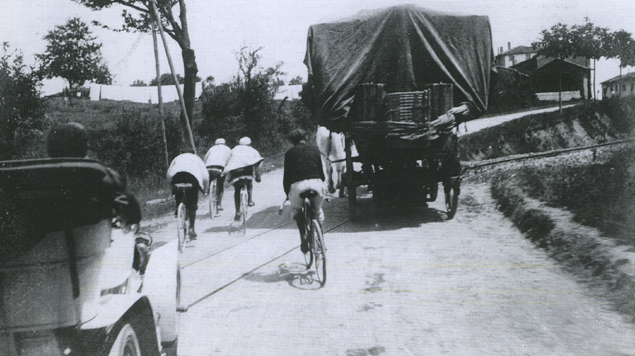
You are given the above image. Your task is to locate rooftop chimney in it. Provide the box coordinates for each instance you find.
[508,42,511,50]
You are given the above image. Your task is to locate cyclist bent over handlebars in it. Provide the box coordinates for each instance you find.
[167,148,209,239]
[283,129,326,254]
[222,137,263,221]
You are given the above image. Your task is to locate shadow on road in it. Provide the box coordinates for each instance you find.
[211,192,456,234]
[244,263,323,290]
[333,197,452,233]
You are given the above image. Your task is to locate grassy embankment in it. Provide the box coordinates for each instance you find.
[460,98,635,320]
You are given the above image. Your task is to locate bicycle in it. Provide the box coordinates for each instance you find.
[236,179,249,235]
[174,183,193,252]
[208,178,217,219]
[280,190,327,285]
[207,167,223,219]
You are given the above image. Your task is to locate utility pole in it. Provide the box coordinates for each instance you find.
[151,6,169,168]
[150,0,197,154]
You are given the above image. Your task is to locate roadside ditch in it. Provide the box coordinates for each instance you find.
[461,98,635,321]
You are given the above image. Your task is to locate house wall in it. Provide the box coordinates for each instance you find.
[89,83,203,103]
[499,52,536,67]
[536,91,581,101]
[602,78,635,99]
[532,61,590,99]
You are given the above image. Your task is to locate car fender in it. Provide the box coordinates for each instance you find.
[142,239,180,343]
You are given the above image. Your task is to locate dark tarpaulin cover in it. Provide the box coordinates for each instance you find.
[304,4,493,131]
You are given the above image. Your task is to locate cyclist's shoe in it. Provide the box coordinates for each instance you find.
[217,205,224,211]
[300,239,310,254]
[190,231,198,240]
[234,213,242,221]
[248,201,255,207]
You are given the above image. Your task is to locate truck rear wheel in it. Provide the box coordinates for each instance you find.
[444,178,459,219]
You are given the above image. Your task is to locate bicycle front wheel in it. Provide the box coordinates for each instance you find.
[176,203,188,253]
[209,180,217,219]
[240,187,248,235]
[312,219,326,286]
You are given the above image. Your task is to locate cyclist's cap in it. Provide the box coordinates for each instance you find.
[215,138,226,145]
[180,147,195,154]
[47,122,89,158]
[239,137,251,145]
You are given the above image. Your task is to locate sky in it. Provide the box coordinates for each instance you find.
[1,0,634,95]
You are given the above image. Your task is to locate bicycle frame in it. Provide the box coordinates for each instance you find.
[175,183,192,252]
[239,185,248,235]
[209,179,217,219]
[300,191,327,286]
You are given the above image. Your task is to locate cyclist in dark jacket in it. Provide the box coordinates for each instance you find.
[283,129,326,254]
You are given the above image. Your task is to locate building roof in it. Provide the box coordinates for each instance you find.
[493,66,531,77]
[500,45,535,56]
[600,71,635,84]
[511,55,590,74]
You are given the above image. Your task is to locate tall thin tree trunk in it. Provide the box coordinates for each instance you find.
[559,61,563,114]
[182,48,198,130]
[150,0,196,153]
[593,59,596,102]
[619,67,623,97]
[178,0,198,151]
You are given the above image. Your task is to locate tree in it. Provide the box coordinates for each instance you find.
[533,23,576,113]
[289,75,304,85]
[74,0,199,149]
[1,43,48,160]
[572,19,609,101]
[606,30,635,96]
[131,79,147,86]
[148,72,200,86]
[203,75,215,87]
[235,46,286,138]
[36,18,112,91]
[150,72,183,86]
[199,46,291,151]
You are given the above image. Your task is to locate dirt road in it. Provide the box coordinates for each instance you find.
[146,168,635,355]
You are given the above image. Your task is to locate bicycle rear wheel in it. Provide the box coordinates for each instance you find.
[302,199,313,269]
[209,180,217,219]
[312,219,326,285]
[176,203,188,252]
[240,187,248,235]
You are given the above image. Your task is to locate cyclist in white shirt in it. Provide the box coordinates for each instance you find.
[204,138,232,213]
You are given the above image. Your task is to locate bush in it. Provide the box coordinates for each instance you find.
[488,76,540,115]
[0,43,49,160]
[197,78,315,156]
[490,175,526,217]
[92,109,182,180]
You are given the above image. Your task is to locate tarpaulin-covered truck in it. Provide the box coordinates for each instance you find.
[303,4,492,218]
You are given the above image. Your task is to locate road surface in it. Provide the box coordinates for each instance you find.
[463,104,578,133]
[147,168,635,356]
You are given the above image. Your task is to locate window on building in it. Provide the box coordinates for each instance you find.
[623,84,627,91]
